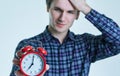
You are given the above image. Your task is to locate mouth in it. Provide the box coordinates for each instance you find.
[56,23,65,28]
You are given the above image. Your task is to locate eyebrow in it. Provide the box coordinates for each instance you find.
[54,7,62,11]
[54,6,77,12]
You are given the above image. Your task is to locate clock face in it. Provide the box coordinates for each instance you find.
[20,53,44,76]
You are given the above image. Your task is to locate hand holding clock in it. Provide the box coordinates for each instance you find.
[13,46,49,76]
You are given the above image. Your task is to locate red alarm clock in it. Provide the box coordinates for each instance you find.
[19,45,47,76]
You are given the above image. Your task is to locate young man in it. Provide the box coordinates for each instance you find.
[10,0,120,76]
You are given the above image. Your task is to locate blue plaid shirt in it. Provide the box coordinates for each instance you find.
[10,9,120,76]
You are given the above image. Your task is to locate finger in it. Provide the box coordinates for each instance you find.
[13,58,20,66]
[40,64,50,76]
[15,70,25,76]
[16,50,24,58]
[46,64,50,71]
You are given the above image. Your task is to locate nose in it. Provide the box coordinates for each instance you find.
[58,12,66,22]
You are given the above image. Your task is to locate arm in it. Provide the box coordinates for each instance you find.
[85,9,120,62]
[85,9,120,44]
[69,0,120,43]
[10,41,24,76]
[69,0,120,62]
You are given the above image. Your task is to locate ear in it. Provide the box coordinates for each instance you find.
[76,11,80,20]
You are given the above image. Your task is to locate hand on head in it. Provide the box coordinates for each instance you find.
[69,0,91,14]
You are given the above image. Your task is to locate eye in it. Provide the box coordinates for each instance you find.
[54,7,62,12]
[68,11,76,14]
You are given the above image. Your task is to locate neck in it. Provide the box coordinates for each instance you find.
[48,26,68,44]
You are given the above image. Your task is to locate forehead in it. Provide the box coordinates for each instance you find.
[51,0,75,10]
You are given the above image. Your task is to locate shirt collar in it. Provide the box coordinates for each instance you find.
[42,26,53,42]
[66,30,76,41]
[42,26,76,42]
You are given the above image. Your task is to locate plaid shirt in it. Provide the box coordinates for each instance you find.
[10,9,120,76]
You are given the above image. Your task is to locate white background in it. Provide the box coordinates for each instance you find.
[0,0,120,76]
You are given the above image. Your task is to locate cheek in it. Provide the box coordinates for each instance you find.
[68,16,76,23]
[51,11,60,21]
[49,12,56,25]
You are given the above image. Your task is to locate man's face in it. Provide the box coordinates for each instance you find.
[48,0,78,33]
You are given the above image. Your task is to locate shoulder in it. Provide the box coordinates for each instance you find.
[74,33,95,41]
[16,33,44,50]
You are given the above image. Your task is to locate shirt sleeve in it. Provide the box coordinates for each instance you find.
[84,9,120,62]
[9,40,27,76]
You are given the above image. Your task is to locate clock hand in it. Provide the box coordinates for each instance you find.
[33,55,35,64]
[27,63,33,70]
[32,55,34,64]
[27,55,34,70]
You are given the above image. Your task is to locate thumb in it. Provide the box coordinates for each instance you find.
[15,70,25,76]
[40,64,49,76]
